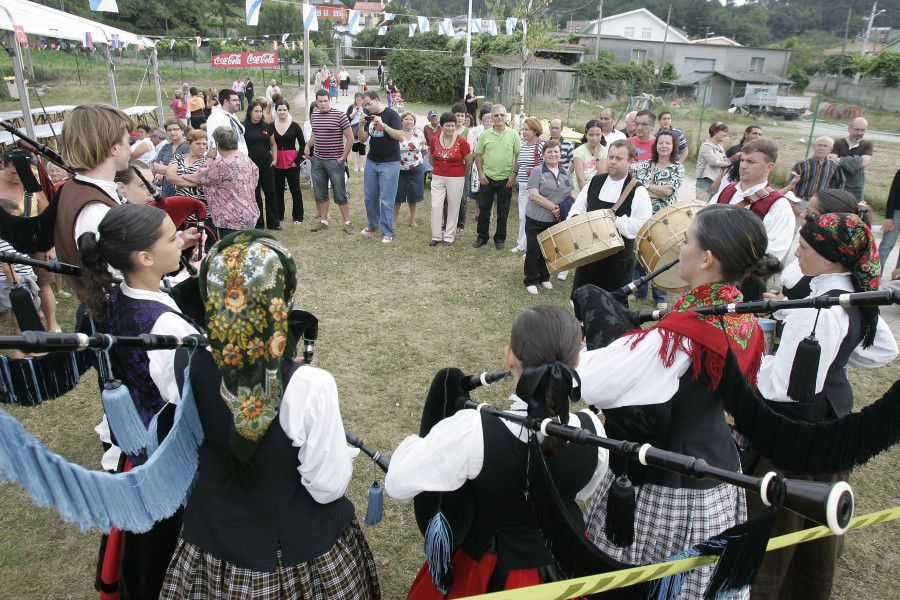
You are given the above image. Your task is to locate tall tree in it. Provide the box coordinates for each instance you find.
[485,0,559,126]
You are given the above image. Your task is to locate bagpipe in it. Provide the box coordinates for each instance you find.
[410,364,855,598]
[633,289,900,322]
[573,269,900,478]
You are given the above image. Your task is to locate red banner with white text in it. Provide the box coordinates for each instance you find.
[211,52,278,68]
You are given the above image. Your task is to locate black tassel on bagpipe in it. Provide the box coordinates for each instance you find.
[786,310,822,404]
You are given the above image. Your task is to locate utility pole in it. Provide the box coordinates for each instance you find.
[856,2,884,84]
[657,3,672,87]
[837,9,851,95]
[593,0,603,61]
[464,0,473,97]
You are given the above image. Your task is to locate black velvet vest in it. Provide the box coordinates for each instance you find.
[585,173,638,236]
[768,290,863,422]
[461,411,598,570]
[604,365,740,490]
[177,350,355,571]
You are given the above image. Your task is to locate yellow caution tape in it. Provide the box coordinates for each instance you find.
[458,506,900,600]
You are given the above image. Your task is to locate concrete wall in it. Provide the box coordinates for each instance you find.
[808,75,900,112]
[579,36,791,78]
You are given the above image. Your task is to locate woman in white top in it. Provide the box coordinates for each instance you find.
[694,121,731,202]
[751,211,897,600]
[511,117,544,253]
[571,119,608,195]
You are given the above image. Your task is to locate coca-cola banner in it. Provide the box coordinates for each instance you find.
[211,52,278,68]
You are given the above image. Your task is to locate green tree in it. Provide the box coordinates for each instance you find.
[484,0,560,123]
[868,49,900,87]
[256,3,304,36]
[787,68,811,92]
[387,52,464,103]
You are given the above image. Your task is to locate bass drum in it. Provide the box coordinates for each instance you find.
[635,199,706,292]
[537,210,624,274]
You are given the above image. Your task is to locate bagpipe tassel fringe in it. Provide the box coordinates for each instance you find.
[0,352,94,406]
[424,510,453,594]
[649,504,778,600]
[0,369,204,534]
[363,480,384,526]
[101,380,149,456]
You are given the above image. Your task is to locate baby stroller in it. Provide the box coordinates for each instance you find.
[391,92,405,112]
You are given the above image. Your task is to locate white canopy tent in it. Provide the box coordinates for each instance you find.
[0,0,162,140]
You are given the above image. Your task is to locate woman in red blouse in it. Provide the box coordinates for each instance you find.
[428,113,473,247]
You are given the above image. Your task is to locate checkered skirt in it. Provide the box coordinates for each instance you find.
[585,471,749,600]
[159,518,381,600]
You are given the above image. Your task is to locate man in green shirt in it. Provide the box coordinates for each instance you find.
[473,104,521,250]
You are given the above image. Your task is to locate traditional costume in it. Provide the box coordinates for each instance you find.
[159,232,380,600]
[99,284,202,600]
[750,214,898,600]
[576,282,765,600]
[385,367,609,598]
[567,173,651,296]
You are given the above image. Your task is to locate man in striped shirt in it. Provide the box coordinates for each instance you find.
[548,119,574,171]
[304,89,355,234]
[780,136,844,209]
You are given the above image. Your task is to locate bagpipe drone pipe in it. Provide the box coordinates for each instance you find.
[572,282,900,478]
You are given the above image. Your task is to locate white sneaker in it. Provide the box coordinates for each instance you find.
[541,281,553,290]
[509,246,523,253]
[525,285,539,295]
[360,227,374,235]
[557,270,569,281]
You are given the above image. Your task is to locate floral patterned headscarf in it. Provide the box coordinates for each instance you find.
[198,230,297,469]
[799,213,880,294]
[800,213,881,347]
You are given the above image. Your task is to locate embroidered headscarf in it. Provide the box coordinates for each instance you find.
[799,213,880,294]
[198,230,297,472]
[799,212,881,346]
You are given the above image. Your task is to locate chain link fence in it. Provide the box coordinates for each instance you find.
[466,72,899,215]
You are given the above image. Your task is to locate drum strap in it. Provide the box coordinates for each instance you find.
[735,186,776,207]
[612,179,639,213]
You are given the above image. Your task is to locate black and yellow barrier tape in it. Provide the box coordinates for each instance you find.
[459,506,900,599]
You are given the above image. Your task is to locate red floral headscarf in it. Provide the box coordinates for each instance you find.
[799,213,880,293]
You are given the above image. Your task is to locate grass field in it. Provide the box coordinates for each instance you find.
[0,76,899,599]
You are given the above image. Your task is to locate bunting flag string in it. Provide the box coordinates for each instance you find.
[417,16,430,33]
[408,23,417,37]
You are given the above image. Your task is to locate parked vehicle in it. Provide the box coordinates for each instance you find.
[731,84,811,120]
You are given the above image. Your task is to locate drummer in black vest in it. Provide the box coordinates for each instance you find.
[567,139,652,297]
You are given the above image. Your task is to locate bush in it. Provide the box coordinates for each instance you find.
[387,51,464,104]
[788,69,810,92]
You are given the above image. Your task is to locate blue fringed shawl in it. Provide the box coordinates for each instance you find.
[0,365,204,534]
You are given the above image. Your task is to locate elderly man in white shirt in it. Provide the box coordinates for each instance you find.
[568,139,652,295]
[709,138,795,264]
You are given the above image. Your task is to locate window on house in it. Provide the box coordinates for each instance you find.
[750,57,765,72]
[316,9,322,16]
[642,28,652,39]
[631,49,648,62]
[624,27,635,38]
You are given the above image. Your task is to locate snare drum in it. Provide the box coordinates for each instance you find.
[635,200,706,292]
[537,210,624,274]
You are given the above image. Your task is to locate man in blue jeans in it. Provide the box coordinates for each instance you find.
[304,89,355,234]
[358,90,403,243]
